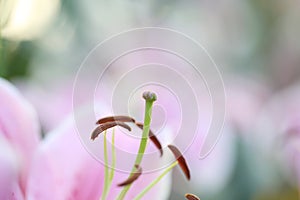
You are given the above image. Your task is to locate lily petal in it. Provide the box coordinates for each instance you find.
[0,78,40,154]
[0,135,24,200]
[0,78,40,191]
[26,118,104,200]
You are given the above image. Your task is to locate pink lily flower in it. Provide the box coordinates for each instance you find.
[0,78,172,199]
[26,110,172,200]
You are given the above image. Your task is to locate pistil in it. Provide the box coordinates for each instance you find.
[116,91,157,200]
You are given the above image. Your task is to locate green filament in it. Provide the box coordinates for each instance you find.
[133,161,179,200]
[101,131,109,200]
[109,128,116,182]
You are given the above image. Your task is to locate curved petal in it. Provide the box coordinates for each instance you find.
[26,118,104,200]
[0,78,40,156]
[0,78,40,190]
[0,135,24,200]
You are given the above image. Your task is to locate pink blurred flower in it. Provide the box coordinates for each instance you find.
[172,76,271,196]
[225,76,270,133]
[255,82,300,189]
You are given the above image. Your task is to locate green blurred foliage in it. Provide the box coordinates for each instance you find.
[0,39,33,80]
[254,187,299,200]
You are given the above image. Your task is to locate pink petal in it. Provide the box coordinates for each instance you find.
[0,78,40,191]
[0,135,24,200]
[0,78,40,154]
[26,118,104,200]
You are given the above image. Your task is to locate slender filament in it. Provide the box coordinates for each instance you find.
[109,128,116,183]
[101,131,109,200]
[133,161,179,200]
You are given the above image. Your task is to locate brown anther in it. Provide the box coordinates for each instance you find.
[91,121,131,140]
[185,193,200,200]
[143,91,157,102]
[167,145,190,180]
[117,165,142,187]
[135,122,163,156]
[96,115,136,125]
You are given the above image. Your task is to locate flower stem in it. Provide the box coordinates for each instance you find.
[116,92,157,200]
[101,131,109,200]
[133,161,178,200]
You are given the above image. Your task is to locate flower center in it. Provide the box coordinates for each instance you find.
[91,91,198,200]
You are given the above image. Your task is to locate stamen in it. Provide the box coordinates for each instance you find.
[109,128,116,182]
[118,165,142,187]
[168,145,190,180]
[133,161,178,200]
[96,115,136,125]
[185,193,200,200]
[91,121,131,140]
[135,122,163,156]
[101,131,109,200]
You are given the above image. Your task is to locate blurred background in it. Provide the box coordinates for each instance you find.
[1,0,300,199]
